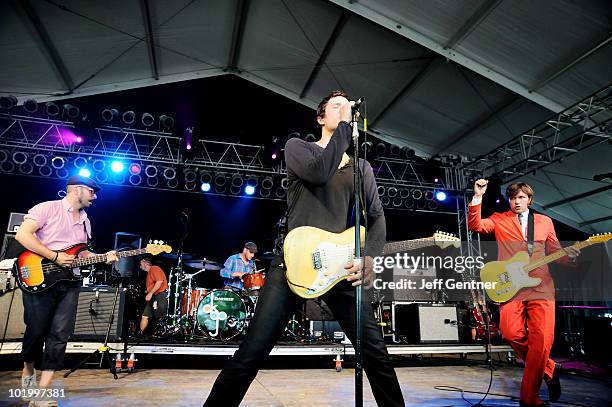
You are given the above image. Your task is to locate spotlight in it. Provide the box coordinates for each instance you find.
[112,172,126,184]
[411,189,423,200]
[12,151,28,165]
[214,173,227,186]
[129,163,141,175]
[377,186,386,197]
[45,102,60,116]
[230,185,242,195]
[167,178,178,189]
[0,150,8,163]
[129,174,142,186]
[375,143,386,155]
[262,176,274,190]
[404,198,414,209]
[435,191,447,201]
[245,185,256,195]
[393,197,403,207]
[159,115,174,129]
[0,95,18,110]
[246,176,258,187]
[201,182,211,192]
[185,181,196,191]
[63,104,80,119]
[163,167,176,180]
[231,174,244,187]
[145,165,158,178]
[280,178,288,189]
[361,142,373,154]
[93,159,106,171]
[101,108,119,122]
[56,168,69,178]
[387,187,398,198]
[271,152,278,160]
[111,161,124,173]
[147,177,158,187]
[184,169,197,183]
[381,196,390,207]
[424,191,434,200]
[275,187,286,199]
[51,156,65,169]
[96,171,108,183]
[389,145,400,155]
[142,113,154,127]
[75,136,83,143]
[200,171,212,184]
[23,99,38,113]
[399,188,410,199]
[260,189,271,198]
[122,111,135,125]
[39,166,52,177]
[33,154,47,167]
[79,168,91,177]
[73,156,88,169]
[402,147,415,159]
[428,201,438,210]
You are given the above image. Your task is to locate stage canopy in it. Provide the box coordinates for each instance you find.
[1,0,610,233]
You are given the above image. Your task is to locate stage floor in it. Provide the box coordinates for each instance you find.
[0,364,610,406]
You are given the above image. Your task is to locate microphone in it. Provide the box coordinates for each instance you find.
[352,97,364,111]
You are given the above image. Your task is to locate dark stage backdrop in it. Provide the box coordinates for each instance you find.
[0,174,465,263]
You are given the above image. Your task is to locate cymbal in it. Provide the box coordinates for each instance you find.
[184,259,222,271]
[257,251,278,261]
[160,252,194,261]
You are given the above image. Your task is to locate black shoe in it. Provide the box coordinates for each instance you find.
[520,402,549,407]
[545,363,562,402]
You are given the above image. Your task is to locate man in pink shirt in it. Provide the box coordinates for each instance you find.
[15,175,118,406]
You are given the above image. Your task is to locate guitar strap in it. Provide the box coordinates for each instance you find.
[527,211,535,256]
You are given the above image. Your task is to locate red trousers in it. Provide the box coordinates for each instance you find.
[499,300,556,404]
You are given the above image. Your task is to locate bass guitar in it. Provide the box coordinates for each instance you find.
[14,242,171,294]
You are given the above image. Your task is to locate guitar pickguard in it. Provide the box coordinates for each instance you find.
[306,242,353,296]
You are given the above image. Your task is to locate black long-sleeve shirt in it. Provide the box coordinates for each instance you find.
[284,121,386,257]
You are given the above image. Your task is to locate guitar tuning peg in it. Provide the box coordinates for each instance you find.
[149,239,152,243]
[160,240,164,245]
[154,240,159,244]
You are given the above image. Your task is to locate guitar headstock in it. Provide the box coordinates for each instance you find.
[433,231,461,249]
[587,233,612,244]
[146,240,173,256]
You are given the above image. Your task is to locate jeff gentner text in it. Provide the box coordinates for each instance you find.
[373,278,497,291]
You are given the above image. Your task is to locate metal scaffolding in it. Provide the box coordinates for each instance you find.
[460,84,612,185]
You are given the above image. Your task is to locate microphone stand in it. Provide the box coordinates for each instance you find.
[351,108,364,407]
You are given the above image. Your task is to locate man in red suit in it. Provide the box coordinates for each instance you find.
[468,179,579,406]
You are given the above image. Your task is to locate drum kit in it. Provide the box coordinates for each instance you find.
[150,254,270,341]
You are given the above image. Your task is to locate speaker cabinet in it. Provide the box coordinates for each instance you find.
[0,289,26,340]
[72,286,126,341]
[393,303,459,344]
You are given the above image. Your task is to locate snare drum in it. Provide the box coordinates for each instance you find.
[181,287,208,316]
[243,273,265,292]
[196,289,248,340]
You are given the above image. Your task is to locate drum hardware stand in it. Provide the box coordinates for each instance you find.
[65,284,122,380]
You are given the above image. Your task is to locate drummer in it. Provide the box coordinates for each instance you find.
[219,242,257,291]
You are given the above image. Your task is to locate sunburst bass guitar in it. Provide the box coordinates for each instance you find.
[284,226,460,299]
[14,242,172,294]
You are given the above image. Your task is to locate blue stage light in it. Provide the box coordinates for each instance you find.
[111,161,124,173]
[245,185,255,195]
[435,191,447,201]
[201,182,211,192]
[78,168,91,178]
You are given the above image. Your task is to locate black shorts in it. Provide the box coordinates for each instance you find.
[142,292,168,319]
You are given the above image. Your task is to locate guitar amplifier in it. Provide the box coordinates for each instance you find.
[72,286,126,341]
[0,288,26,340]
[393,303,459,344]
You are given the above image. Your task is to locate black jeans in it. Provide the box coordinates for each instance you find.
[21,281,80,371]
[204,260,405,407]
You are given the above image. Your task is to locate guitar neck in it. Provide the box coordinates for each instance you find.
[383,237,436,255]
[525,240,594,272]
[72,248,148,267]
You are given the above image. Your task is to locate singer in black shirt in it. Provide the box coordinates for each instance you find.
[204,91,405,406]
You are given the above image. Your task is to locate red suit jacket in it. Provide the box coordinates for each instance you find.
[468,202,570,301]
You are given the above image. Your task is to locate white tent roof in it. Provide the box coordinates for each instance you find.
[1,0,610,232]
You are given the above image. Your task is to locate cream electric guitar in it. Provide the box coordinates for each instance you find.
[481,233,611,303]
[283,226,460,299]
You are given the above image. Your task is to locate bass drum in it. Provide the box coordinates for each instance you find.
[196,289,249,340]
